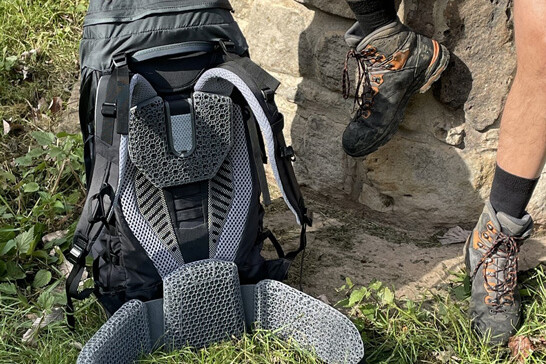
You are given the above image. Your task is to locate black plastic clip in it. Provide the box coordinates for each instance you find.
[280,146,296,162]
[112,53,128,68]
[261,88,275,103]
[66,234,88,265]
[101,102,117,118]
[303,209,314,227]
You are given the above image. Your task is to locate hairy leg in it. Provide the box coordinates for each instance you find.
[496,0,546,179]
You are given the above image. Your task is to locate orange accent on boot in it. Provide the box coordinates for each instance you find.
[388,49,410,70]
[472,230,482,250]
[428,40,440,70]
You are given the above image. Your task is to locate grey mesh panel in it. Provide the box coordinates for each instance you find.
[208,156,234,257]
[212,105,252,261]
[118,134,183,277]
[171,114,194,154]
[131,74,157,104]
[128,80,233,188]
[194,69,301,225]
[163,260,245,350]
[79,260,364,364]
[254,280,365,364]
[134,171,182,261]
[196,77,235,95]
[77,300,151,364]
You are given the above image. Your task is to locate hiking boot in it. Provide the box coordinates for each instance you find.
[464,201,534,345]
[342,19,450,157]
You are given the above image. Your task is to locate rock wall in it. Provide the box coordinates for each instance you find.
[231,0,545,228]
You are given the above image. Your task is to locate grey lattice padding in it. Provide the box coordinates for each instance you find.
[254,280,365,364]
[134,171,181,259]
[212,105,253,261]
[171,114,193,154]
[118,135,183,278]
[128,83,233,188]
[163,260,245,350]
[77,300,151,364]
[195,69,301,225]
[208,156,234,257]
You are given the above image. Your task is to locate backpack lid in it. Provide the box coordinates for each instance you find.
[84,0,233,26]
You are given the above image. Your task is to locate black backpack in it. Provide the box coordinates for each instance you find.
[65,0,312,327]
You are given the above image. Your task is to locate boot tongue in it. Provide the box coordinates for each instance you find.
[358,22,408,55]
[496,212,533,237]
[344,20,408,55]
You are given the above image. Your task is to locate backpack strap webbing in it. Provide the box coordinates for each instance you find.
[65,74,122,329]
[194,59,313,263]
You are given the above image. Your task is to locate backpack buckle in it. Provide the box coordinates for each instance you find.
[67,234,88,265]
[112,53,128,68]
[303,209,314,227]
[280,146,296,161]
[101,102,117,118]
[261,88,275,103]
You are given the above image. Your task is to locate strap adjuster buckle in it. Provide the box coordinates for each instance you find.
[280,146,296,161]
[303,209,313,227]
[101,102,117,118]
[112,54,128,68]
[67,246,84,264]
[261,88,275,103]
[67,235,88,265]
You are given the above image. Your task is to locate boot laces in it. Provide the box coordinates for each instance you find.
[472,232,521,313]
[342,47,385,119]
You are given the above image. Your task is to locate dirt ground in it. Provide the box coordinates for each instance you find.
[263,189,546,304]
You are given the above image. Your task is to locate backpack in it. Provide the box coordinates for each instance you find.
[65,0,313,327]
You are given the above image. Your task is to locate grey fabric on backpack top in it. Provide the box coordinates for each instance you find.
[80,0,248,78]
[77,260,365,364]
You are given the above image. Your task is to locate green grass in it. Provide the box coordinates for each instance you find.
[0,0,86,123]
[339,265,546,363]
[0,294,320,364]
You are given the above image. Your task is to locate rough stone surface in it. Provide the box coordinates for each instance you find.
[231,0,545,227]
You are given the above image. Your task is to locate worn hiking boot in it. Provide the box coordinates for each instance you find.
[464,201,533,345]
[342,19,450,157]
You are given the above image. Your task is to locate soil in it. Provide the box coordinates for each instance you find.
[263,189,546,304]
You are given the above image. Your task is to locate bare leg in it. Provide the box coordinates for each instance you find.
[496,0,546,179]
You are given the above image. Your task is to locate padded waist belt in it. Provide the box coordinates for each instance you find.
[77,260,364,364]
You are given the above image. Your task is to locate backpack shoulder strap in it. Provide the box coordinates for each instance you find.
[65,72,123,329]
[194,59,313,262]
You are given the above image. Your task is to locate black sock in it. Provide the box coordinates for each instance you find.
[345,0,398,37]
[489,164,539,218]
